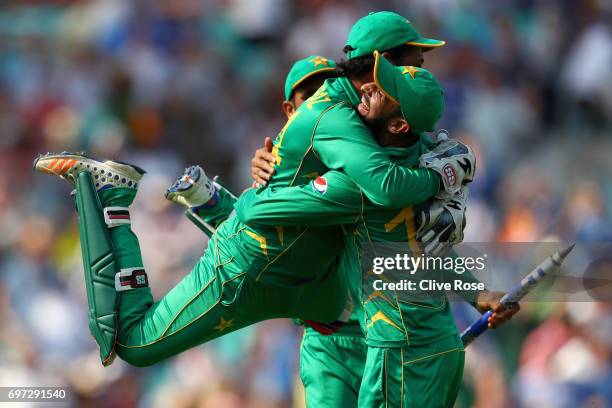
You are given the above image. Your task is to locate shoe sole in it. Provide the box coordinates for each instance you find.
[34,152,145,190]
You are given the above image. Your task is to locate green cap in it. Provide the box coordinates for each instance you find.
[284,56,336,101]
[345,11,445,59]
[373,51,444,133]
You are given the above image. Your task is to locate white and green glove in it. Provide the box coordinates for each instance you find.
[415,186,468,256]
[420,131,476,199]
[165,165,217,209]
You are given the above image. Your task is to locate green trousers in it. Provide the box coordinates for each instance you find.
[358,335,464,408]
[300,327,367,407]
[96,187,345,366]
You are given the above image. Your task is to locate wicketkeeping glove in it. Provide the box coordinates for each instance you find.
[419,134,475,199]
[165,165,217,209]
[415,186,468,256]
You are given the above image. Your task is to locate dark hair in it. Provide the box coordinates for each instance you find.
[336,44,414,77]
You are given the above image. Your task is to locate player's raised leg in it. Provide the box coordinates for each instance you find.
[33,152,311,367]
[34,152,148,365]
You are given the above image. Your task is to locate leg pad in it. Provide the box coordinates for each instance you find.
[75,172,120,366]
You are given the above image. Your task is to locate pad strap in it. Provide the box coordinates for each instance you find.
[103,206,131,227]
[115,267,149,291]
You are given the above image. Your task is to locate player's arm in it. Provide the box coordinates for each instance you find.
[236,171,363,227]
[312,105,440,208]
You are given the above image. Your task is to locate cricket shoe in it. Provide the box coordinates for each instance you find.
[33,152,145,191]
[165,165,217,209]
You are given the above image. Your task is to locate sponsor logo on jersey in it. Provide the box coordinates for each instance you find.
[313,176,328,194]
[443,164,457,186]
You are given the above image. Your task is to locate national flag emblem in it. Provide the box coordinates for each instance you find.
[313,176,328,194]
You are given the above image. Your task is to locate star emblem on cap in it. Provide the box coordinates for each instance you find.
[214,316,235,332]
[310,56,329,67]
[402,66,420,79]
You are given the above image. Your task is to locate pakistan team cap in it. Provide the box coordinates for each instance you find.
[345,11,445,59]
[373,51,444,133]
[284,56,336,101]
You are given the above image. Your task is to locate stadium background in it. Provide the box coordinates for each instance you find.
[0,0,611,407]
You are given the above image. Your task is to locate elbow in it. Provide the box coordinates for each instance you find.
[235,202,253,224]
[237,207,256,225]
[376,195,398,208]
[237,202,268,227]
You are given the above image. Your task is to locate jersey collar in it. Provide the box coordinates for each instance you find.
[328,76,362,108]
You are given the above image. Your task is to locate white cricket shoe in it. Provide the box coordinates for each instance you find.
[33,151,145,191]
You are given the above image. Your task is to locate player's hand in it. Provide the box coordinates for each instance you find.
[415,186,468,256]
[251,136,275,187]
[475,291,520,329]
[419,134,476,199]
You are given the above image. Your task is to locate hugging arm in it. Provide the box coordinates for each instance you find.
[313,106,441,208]
[236,171,363,228]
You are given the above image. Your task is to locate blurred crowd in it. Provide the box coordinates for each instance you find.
[0,0,611,407]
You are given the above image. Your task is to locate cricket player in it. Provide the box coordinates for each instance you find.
[166,59,471,407]
[173,11,474,405]
[166,53,503,408]
[169,55,369,407]
[33,49,472,376]
[236,53,519,407]
[249,12,455,407]
[257,55,371,407]
[237,15,477,405]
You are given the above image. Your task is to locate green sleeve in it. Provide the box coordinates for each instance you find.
[192,186,237,229]
[442,249,485,306]
[236,171,363,227]
[313,104,440,208]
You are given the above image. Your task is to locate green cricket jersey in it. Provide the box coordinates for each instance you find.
[236,137,477,347]
[196,76,440,289]
[79,75,445,368]
[268,76,440,204]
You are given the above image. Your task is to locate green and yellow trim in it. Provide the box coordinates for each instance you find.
[402,346,462,366]
[117,272,246,349]
[373,50,400,105]
[405,40,446,49]
[288,68,337,100]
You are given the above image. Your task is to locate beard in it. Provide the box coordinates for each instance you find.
[363,115,389,143]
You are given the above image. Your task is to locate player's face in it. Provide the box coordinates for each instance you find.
[393,46,424,68]
[282,74,332,119]
[357,82,398,122]
[293,81,324,108]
